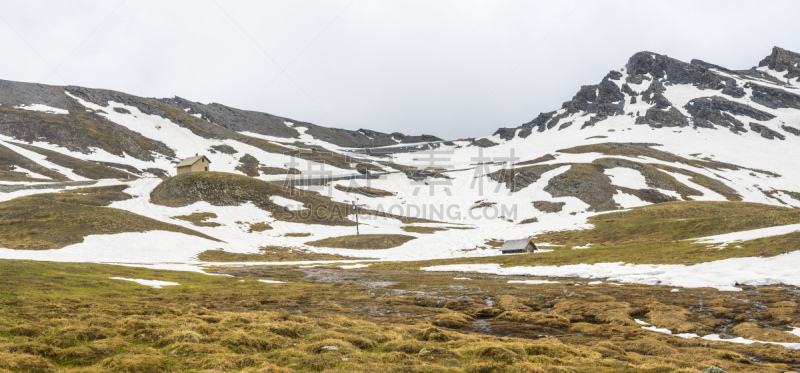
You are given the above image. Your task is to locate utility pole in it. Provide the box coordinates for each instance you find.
[352,197,365,235]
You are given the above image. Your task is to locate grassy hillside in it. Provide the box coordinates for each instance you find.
[374,201,800,270]
[150,172,437,227]
[150,171,358,227]
[0,143,67,182]
[0,185,216,250]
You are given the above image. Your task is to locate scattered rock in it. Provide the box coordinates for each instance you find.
[533,201,565,213]
[749,123,785,140]
[210,144,237,154]
[782,125,800,136]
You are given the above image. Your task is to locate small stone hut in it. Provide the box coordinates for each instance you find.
[176,154,211,175]
[500,238,537,254]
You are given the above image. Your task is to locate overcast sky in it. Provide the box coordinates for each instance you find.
[1,1,799,139]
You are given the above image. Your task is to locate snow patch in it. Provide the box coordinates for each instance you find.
[14,104,69,115]
[508,279,559,285]
[339,264,370,269]
[271,196,303,209]
[605,167,648,189]
[0,231,222,264]
[109,277,179,288]
[258,279,286,284]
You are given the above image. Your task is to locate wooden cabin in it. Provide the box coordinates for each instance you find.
[500,238,537,254]
[176,154,211,175]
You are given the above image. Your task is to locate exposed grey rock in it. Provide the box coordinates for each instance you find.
[0,79,72,109]
[544,164,618,212]
[749,123,785,140]
[143,168,169,178]
[532,201,565,213]
[621,83,637,96]
[157,97,442,149]
[635,106,689,128]
[747,83,800,110]
[691,59,784,85]
[471,138,498,148]
[640,81,671,109]
[782,125,800,136]
[684,96,775,132]
[625,52,745,97]
[91,161,142,175]
[487,164,561,192]
[519,110,556,137]
[158,96,300,139]
[758,46,800,81]
[518,217,539,224]
[623,187,677,204]
[492,127,517,141]
[606,70,623,80]
[235,154,261,176]
[558,121,574,130]
[209,144,237,154]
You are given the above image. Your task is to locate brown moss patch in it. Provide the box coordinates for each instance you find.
[197,247,362,262]
[306,234,416,250]
[334,184,395,197]
[730,322,800,343]
[172,212,221,227]
[247,222,272,232]
[401,226,447,234]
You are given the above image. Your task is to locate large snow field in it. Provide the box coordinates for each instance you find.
[421,247,800,292]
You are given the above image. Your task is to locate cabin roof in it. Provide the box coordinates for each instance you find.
[500,238,534,252]
[175,155,211,168]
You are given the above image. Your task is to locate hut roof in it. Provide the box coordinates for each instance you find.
[175,155,211,168]
[500,238,534,252]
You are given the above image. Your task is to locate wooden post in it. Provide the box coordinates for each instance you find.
[352,197,365,235]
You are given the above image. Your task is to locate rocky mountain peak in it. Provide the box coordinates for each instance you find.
[759,46,800,71]
[759,46,800,80]
[492,47,800,141]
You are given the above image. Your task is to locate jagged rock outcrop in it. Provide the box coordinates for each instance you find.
[749,123,785,140]
[625,52,745,97]
[684,96,775,132]
[746,83,800,110]
[759,46,800,81]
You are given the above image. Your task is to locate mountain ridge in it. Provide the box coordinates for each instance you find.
[493,46,800,141]
[0,45,799,264]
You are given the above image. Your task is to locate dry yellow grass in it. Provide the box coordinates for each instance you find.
[1,256,799,372]
[305,234,416,250]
